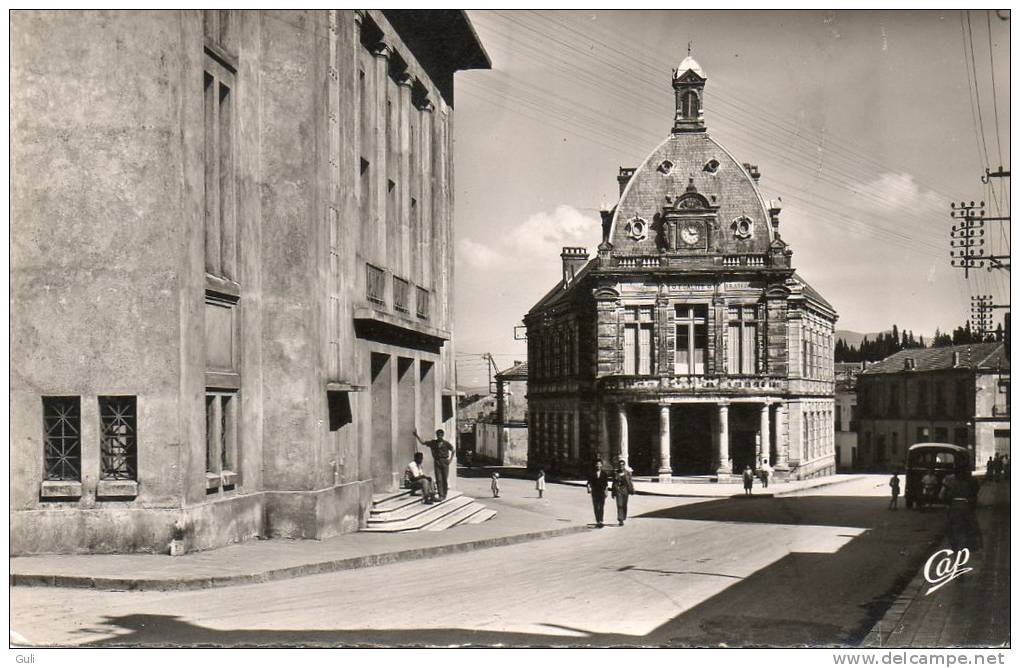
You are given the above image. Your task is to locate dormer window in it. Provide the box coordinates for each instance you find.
[682,90,699,118]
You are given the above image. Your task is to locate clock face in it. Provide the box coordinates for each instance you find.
[680,224,701,245]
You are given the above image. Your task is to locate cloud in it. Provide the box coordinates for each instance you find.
[852,172,943,215]
[458,204,601,269]
[457,238,505,270]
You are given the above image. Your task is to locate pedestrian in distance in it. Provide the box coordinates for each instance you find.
[587,459,610,527]
[611,458,635,526]
[742,465,754,496]
[491,472,500,498]
[986,456,995,482]
[888,472,900,510]
[413,428,455,500]
[1003,454,1010,481]
[760,459,771,489]
[921,468,939,511]
[536,469,546,499]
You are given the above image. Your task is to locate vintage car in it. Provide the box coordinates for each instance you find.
[904,442,978,510]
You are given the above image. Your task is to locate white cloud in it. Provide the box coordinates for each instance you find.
[852,172,943,215]
[458,204,601,270]
[457,238,505,270]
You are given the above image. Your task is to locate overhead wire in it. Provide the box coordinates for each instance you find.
[472,12,955,229]
[466,16,950,255]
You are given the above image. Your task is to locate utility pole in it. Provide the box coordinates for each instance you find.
[482,353,501,395]
[949,167,1010,339]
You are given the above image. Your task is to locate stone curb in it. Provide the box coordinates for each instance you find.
[10,524,589,592]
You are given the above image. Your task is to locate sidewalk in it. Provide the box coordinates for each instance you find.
[11,478,593,593]
[861,481,1010,647]
[556,472,865,498]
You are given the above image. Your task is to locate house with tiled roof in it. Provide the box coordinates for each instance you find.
[523,57,838,481]
[855,342,1010,471]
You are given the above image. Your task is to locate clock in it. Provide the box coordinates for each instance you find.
[680,224,701,245]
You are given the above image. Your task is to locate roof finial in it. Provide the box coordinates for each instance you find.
[688,40,692,56]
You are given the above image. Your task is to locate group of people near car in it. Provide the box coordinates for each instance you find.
[985,454,1010,482]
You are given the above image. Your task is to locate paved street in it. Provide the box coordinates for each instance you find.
[11,475,958,647]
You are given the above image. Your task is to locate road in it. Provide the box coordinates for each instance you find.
[11,475,947,647]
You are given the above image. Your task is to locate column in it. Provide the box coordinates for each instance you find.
[658,404,672,482]
[717,401,730,477]
[617,403,629,466]
[775,401,789,469]
[759,402,771,465]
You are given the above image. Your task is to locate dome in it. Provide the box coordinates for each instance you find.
[609,132,773,254]
[675,55,706,79]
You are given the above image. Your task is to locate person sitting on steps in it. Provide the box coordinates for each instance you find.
[404,452,438,505]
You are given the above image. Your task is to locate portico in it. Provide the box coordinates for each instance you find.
[610,396,786,481]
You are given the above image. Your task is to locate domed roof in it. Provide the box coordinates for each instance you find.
[609,131,774,254]
[675,55,706,78]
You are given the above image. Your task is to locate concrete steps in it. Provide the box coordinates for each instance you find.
[364,489,496,533]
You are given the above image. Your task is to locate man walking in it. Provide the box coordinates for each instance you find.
[586,459,610,528]
[888,471,900,510]
[413,428,454,500]
[611,458,635,526]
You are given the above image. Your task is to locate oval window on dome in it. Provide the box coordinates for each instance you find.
[732,216,753,239]
[703,159,720,174]
[626,217,648,241]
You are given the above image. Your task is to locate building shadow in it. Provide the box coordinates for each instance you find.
[636,494,905,529]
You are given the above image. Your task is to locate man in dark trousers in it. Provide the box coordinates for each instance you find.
[611,457,635,526]
[413,428,454,500]
[586,459,610,528]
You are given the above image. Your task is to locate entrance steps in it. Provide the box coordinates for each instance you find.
[363,490,497,533]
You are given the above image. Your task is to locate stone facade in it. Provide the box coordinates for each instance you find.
[855,343,1010,472]
[10,10,488,554]
[524,57,837,481]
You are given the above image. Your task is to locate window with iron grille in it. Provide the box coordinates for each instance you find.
[416,286,430,319]
[366,263,386,305]
[99,396,138,481]
[43,396,81,481]
[393,277,410,313]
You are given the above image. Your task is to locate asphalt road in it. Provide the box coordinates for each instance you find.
[11,475,947,647]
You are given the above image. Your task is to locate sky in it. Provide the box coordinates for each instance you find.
[450,10,1010,389]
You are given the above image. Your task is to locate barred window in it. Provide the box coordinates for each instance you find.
[43,396,81,481]
[416,286,430,319]
[393,277,410,313]
[366,263,386,304]
[99,396,138,481]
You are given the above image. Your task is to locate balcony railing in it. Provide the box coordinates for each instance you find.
[416,286,430,320]
[723,254,767,267]
[602,374,787,394]
[393,277,410,313]
[366,264,386,305]
[614,255,663,269]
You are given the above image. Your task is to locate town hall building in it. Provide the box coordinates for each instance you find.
[524,56,838,481]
